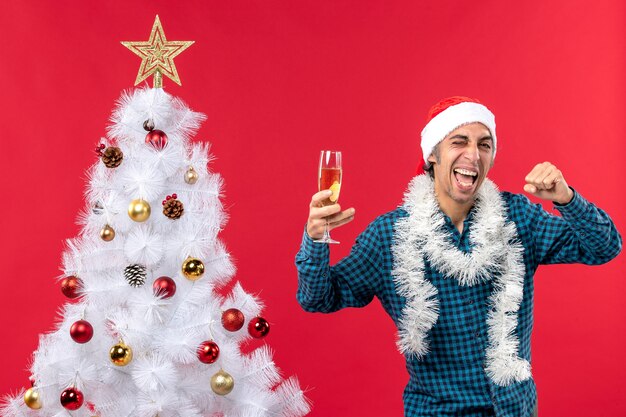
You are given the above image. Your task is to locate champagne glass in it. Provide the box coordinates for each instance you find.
[314,150,342,244]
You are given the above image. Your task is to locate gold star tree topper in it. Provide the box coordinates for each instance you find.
[122,15,194,88]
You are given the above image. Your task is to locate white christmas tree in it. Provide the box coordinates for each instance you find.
[2,18,310,417]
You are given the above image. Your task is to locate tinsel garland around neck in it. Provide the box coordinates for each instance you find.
[391,175,531,386]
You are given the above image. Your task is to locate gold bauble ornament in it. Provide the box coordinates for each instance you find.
[100,224,115,241]
[182,257,205,281]
[128,199,151,222]
[210,369,234,396]
[109,342,133,366]
[184,166,199,184]
[24,387,42,410]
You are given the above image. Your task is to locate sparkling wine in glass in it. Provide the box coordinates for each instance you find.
[314,150,342,244]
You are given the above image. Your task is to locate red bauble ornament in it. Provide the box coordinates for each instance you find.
[197,341,220,364]
[221,308,245,332]
[153,276,177,299]
[145,129,168,150]
[70,320,94,344]
[248,317,270,338]
[61,276,82,299]
[60,387,84,410]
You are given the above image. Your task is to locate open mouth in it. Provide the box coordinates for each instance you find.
[453,168,478,190]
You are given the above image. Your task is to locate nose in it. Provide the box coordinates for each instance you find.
[463,142,480,163]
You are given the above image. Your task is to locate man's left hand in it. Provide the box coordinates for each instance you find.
[523,162,574,205]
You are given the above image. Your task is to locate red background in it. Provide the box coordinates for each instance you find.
[1,1,624,416]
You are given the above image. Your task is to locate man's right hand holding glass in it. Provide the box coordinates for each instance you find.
[306,190,356,240]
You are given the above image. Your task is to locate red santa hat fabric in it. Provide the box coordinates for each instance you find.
[421,96,497,167]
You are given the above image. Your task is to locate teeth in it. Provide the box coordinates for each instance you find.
[455,176,473,187]
[454,168,477,176]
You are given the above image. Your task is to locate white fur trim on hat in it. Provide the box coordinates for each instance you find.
[420,101,497,166]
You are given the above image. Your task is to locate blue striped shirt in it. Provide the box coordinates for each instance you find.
[295,188,621,416]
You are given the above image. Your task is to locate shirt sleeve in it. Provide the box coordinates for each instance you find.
[295,221,383,313]
[522,188,622,265]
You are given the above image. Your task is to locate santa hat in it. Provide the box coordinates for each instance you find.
[420,96,497,167]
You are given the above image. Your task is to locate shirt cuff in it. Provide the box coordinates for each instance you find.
[553,187,588,219]
[300,227,330,261]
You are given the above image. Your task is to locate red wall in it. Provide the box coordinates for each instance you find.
[1,1,624,416]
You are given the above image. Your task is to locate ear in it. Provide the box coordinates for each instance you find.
[427,153,437,165]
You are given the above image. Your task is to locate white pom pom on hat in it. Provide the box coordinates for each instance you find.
[421,96,497,167]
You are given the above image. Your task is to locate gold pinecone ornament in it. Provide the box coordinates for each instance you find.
[101,146,124,168]
[162,194,184,220]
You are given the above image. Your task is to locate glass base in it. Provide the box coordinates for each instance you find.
[313,236,340,244]
[313,222,339,244]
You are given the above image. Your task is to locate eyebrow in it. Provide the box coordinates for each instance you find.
[447,135,493,141]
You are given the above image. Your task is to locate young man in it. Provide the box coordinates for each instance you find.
[295,96,622,417]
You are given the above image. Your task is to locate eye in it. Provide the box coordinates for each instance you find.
[480,143,491,149]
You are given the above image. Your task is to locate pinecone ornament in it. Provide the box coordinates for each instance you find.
[163,194,184,220]
[102,146,123,168]
[124,264,147,287]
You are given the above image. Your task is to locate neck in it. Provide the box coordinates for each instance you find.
[434,189,474,233]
